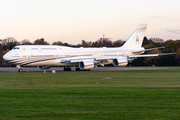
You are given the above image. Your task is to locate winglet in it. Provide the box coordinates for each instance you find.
[122,24,147,48]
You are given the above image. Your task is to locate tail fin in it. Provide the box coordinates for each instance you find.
[122,24,147,48]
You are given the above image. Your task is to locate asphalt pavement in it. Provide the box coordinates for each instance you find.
[0,67,168,73]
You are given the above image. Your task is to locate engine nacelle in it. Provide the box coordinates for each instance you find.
[79,60,94,70]
[38,66,51,70]
[112,57,128,67]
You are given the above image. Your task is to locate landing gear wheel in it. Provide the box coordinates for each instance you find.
[75,68,81,71]
[64,67,71,71]
[18,69,23,73]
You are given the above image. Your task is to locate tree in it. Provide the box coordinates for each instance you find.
[131,57,145,66]
[81,40,93,47]
[158,55,176,66]
[175,48,180,66]
[92,42,100,47]
[143,43,156,49]
[0,43,3,67]
[21,39,32,45]
[52,41,64,45]
[96,38,112,47]
[2,37,20,50]
[63,42,69,46]
[33,38,50,45]
[142,36,150,46]
[163,40,177,53]
[2,49,15,67]
[150,37,164,43]
[143,49,162,66]
[112,39,124,47]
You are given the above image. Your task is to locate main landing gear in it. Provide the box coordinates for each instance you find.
[63,67,91,71]
[75,68,91,71]
[17,65,23,73]
[75,68,81,71]
[63,67,71,71]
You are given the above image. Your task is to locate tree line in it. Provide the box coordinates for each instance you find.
[0,37,180,67]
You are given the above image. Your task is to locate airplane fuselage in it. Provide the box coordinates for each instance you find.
[3,45,144,67]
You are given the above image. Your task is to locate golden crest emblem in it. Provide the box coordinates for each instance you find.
[136,36,139,44]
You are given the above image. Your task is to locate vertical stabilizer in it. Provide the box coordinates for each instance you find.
[122,24,147,48]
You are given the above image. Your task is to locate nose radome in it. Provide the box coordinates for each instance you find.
[3,53,9,61]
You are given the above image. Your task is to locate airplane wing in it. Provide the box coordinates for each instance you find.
[93,53,175,61]
[61,58,93,63]
[61,53,175,63]
[59,52,176,71]
[128,53,175,58]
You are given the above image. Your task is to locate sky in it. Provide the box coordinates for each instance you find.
[0,0,180,44]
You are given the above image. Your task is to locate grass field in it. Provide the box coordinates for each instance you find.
[0,67,180,119]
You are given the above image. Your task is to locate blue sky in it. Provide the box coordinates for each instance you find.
[0,0,180,44]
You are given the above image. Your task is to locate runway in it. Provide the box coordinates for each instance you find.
[0,67,168,72]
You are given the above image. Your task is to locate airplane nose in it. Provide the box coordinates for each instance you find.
[3,53,9,61]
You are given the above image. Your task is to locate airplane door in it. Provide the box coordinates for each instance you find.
[39,46,42,52]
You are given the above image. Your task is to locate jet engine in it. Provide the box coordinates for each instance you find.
[79,60,94,70]
[112,57,128,67]
[38,66,51,70]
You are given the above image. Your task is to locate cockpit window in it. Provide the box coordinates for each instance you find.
[13,47,19,50]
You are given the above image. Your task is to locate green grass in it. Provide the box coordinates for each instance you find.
[0,67,180,119]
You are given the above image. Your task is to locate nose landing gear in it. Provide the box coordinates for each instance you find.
[18,69,23,72]
[17,65,23,73]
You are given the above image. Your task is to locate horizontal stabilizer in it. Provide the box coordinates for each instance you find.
[133,47,165,53]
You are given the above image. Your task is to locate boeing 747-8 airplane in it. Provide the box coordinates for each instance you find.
[3,24,173,72]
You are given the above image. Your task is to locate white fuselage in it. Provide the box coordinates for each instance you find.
[3,45,144,67]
